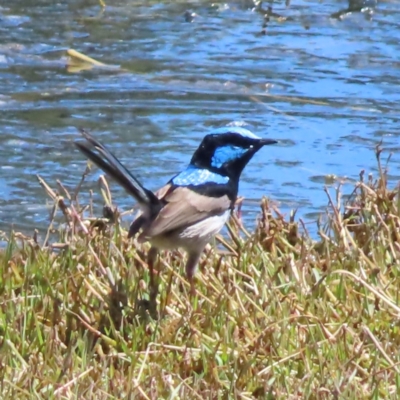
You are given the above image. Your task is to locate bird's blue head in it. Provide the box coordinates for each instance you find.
[190,127,277,181]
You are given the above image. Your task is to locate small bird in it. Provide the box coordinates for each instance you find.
[75,127,276,297]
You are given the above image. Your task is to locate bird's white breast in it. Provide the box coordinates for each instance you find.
[178,210,230,243]
[149,210,231,252]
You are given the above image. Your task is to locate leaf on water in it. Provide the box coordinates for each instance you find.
[66,48,120,73]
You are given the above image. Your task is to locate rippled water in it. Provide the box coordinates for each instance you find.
[1,0,400,237]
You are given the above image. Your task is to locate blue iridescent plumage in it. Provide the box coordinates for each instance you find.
[212,126,261,140]
[172,165,229,186]
[211,145,247,169]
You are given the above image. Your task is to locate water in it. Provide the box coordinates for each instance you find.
[1,0,400,237]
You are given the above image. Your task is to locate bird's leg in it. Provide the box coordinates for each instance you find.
[185,251,202,296]
[148,246,159,316]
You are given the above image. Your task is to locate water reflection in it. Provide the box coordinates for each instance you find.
[331,0,377,19]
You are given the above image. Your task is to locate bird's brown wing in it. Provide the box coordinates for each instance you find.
[127,184,174,238]
[141,186,231,238]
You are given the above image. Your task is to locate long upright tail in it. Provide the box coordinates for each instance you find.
[75,129,161,209]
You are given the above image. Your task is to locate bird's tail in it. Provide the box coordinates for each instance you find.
[75,129,161,209]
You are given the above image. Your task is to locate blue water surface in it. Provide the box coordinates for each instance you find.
[0,0,399,237]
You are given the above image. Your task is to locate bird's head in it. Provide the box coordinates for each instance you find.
[190,127,277,181]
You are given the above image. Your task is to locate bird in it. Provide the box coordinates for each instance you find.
[75,127,276,299]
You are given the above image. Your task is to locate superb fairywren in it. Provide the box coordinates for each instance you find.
[75,127,276,296]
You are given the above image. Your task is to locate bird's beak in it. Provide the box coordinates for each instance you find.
[259,138,278,146]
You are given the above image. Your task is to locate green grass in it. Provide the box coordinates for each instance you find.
[1,149,400,399]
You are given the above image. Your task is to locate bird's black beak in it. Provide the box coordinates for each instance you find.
[251,138,277,151]
[259,138,278,146]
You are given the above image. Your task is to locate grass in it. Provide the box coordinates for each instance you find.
[1,147,400,399]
